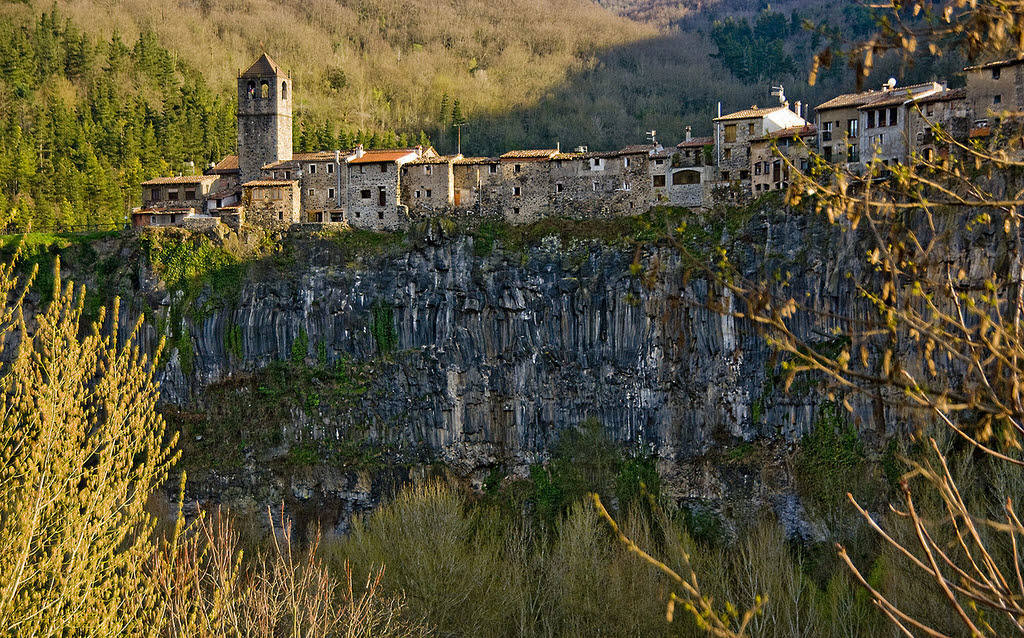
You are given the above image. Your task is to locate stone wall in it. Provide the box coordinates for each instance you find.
[242,182,300,226]
[401,160,454,215]
[967,63,1024,120]
[237,76,292,183]
[346,162,407,231]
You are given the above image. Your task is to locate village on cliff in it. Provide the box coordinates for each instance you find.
[133,52,1016,232]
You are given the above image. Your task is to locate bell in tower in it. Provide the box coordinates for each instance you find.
[237,53,293,183]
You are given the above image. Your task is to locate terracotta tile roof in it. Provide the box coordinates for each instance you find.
[142,175,219,186]
[242,179,297,187]
[751,124,817,142]
[970,126,992,138]
[134,206,197,214]
[551,152,585,160]
[499,149,559,160]
[241,53,285,78]
[964,56,1024,71]
[347,148,420,165]
[210,155,239,174]
[677,136,714,148]
[206,188,240,199]
[714,105,789,122]
[817,82,942,111]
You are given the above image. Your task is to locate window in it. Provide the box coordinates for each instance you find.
[285,171,291,179]
[147,188,157,201]
[888,107,897,126]
[355,211,361,218]
[755,162,762,175]
[623,157,631,168]
[848,145,859,163]
[724,124,737,143]
[247,81,256,99]
[278,211,283,221]
[260,81,269,99]
[513,207,520,215]
[380,163,388,173]
[359,166,365,174]
[415,190,421,198]
[653,174,666,187]
[185,189,196,200]
[995,94,1003,105]
[308,188,315,197]
[378,210,384,220]
[654,159,664,165]
[739,170,750,180]
[488,164,497,174]
[994,68,1002,80]
[424,165,432,175]
[848,119,858,136]
[721,171,730,180]
[514,164,521,173]
[747,123,755,135]
[281,81,288,99]
[308,163,317,175]
[360,189,371,199]
[327,163,334,174]
[425,189,432,198]
[168,189,179,201]
[799,158,808,171]
[723,148,731,160]
[513,186,521,196]
[328,188,335,199]
[593,181,599,191]
[824,146,833,162]
[672,170,700,185]
[866,111,875,129]
[331,212,343,222]
[555,182,563,193]
[822,120,833,141]
[378,187,386,206]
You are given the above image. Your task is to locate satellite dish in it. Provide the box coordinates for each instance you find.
[887,78,897,89]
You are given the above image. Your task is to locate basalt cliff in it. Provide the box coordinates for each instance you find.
[36,203,965,534]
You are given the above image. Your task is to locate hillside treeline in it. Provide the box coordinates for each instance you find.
[0,11,425,232]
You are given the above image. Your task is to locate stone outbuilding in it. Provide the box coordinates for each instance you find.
[241,179,301,226]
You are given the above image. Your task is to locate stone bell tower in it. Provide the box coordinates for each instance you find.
[237,53,292,183]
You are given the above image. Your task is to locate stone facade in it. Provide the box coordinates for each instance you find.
[242,180,300,226]
[453,158,503,210]
[141,175,219,210]
[264,151,349,222]
[714,105,807,184]
[237,54,292,183]
[905,88,969,162]
[965,58,1024,124]
[345,148,428,230]
[401,157,455,215]
[750,126,815,194]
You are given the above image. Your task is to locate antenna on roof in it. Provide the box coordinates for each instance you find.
[453,119,468,156]
[646,130,657,145]
[771,84,787,105]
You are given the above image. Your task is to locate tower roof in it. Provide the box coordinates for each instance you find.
[241,53,285,78]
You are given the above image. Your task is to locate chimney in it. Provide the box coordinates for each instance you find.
[685,126,692,142]
[355,144,365,158]
[415,145,423,158]
[556,141,561,152]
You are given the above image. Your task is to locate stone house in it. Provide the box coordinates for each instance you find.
[205,155,242,213]
[498,149,559,221]
[815,81,944,169]
[140,175,219,211]
[241,179,300,226]
[714,104,807,183]
[857,82,945,166]
[547,147,654,217]
[401,155,458,215]
[452,157,502,211]
[749,125,816,194]
[345,147,435,230]
[964,57,1024,126]
[674,128,714,169]
[904,88,969,162]
[131,207,201,228]
[263,150,350,222]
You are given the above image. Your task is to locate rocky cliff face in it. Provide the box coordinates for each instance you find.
[68,206,872,534]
